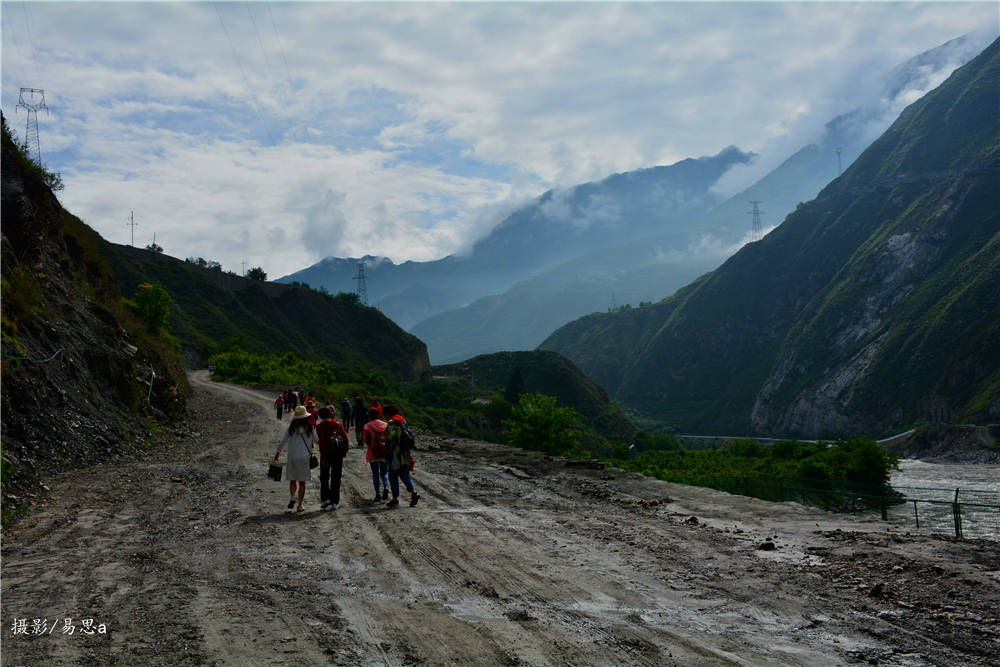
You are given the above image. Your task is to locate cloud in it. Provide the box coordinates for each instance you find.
[2,2,996,277]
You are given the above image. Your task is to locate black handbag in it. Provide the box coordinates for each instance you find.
[309,454,319,469]
[267,462,283,481]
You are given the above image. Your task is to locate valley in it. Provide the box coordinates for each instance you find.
[2,374,998,667]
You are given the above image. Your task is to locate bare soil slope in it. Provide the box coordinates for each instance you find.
[2,372,998,666]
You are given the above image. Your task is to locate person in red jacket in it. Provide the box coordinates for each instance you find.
[316,406,350,509]
[363,408,389,502]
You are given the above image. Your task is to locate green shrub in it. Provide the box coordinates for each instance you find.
[729,439,764,457]
[503,393,582,455]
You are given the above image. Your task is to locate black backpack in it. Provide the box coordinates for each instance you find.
[334,433,349,457]
[389,420,416,452]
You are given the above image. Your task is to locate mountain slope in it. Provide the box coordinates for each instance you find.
[411,34,994,365]
[1,117,189,518]
[104,247,431,382]
[541,38,1000,438]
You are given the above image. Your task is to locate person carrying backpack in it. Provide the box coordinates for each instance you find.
[274,394,284,420]
[316,406,349,509]
[384,406,419,508]
[362,408,390,502]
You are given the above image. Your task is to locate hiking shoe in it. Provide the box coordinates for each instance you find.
[386,498,399,508]
[296,506,305,513]
[287,498,296,509]
[321,500,331,509]
[372,495,381,503]
[331,503,339,510]
[382,489,389,501]
[410,493,420,507]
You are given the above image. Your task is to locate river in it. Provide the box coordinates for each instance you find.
[883,459,1000,540]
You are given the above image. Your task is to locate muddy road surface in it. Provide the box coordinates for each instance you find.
[3,372,998,666]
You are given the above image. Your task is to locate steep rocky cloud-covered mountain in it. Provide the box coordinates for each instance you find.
[410,33,996,364]
[279,146,753,329]
[540,38,1000,439]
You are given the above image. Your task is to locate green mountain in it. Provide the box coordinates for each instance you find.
[541,38,1000,439]
[432,350,635,443]
[104,246,430,382]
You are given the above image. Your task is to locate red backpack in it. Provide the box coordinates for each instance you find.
[370,423,388,459]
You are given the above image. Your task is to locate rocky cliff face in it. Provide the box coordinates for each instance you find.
[1,119,189,520]
[749,40,1000,436]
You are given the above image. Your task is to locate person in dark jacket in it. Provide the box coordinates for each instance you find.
[340,397,353,429]
[316,407,350,509]
[352,395,367,446]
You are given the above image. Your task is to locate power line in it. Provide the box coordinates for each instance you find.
[213,2,258,110]
[19,3,42,83]
[212,2,281,148]
[264,2,294,90]
[245,2,275,84]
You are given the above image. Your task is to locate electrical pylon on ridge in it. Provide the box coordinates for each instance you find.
[748,201,764,243]
[16,87,48,165]
[353,261,368,306]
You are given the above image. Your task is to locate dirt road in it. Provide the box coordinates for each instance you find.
[3,373,998,666]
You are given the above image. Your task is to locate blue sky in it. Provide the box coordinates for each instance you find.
[1,2,996,278]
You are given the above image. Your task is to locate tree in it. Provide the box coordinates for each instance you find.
[130,282,172,331]
[246,266,267,281]
[146,242,163,253]
[503,393,581,455]
[334,291,360,305]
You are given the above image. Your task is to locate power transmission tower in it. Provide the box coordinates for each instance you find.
[836,147,843,176]
[353,262,368,305]
[16,87,48,164]
[609,293,617,312]
[748,201,764,242]
[127,211,138,247]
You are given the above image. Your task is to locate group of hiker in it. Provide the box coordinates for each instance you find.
[273,392,419,512]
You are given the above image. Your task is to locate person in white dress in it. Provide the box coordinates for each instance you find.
[274,405,316,512]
